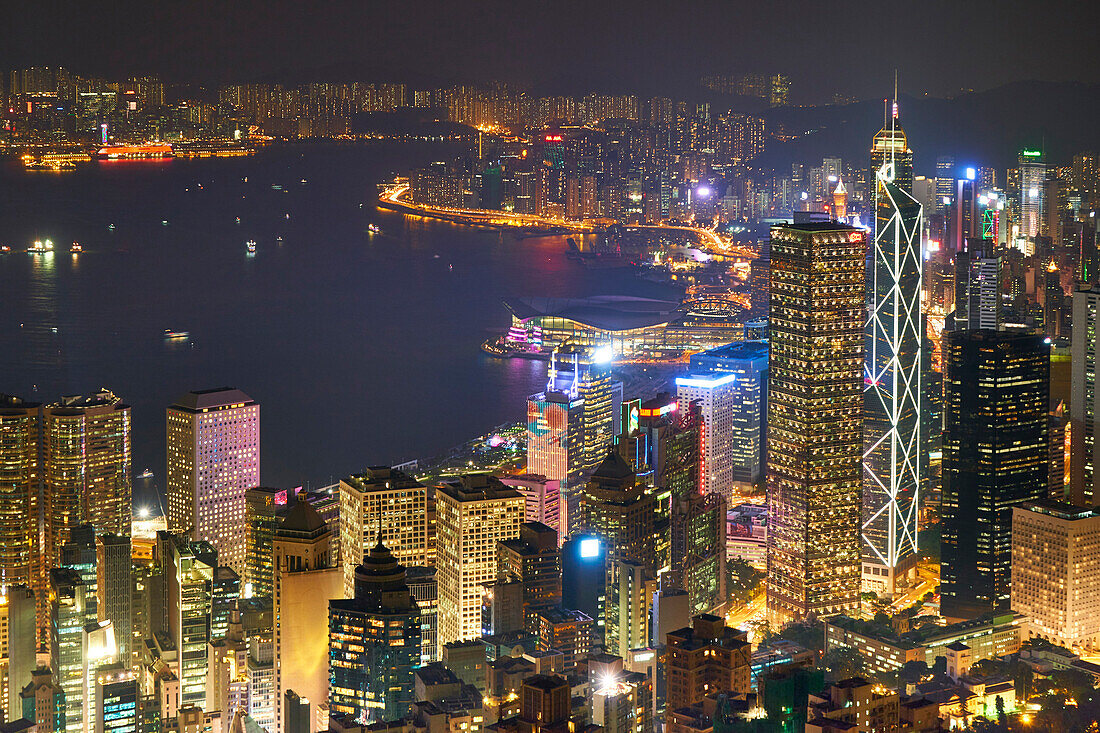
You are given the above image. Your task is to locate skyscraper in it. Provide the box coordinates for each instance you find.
[44,391,131,568]
[863,101,923,595]
[1018,148,1046,240]
[940,329,1049,621]
[338,467,432,596]
[49,567,87,733]
[527,346,622,537]
[273,500,341,733]
[0,396,41,592]
[675,373,738,500]
[167,388,260,576]
[497,522,562,633]
[95,534,132,670]
[1071,285,1100,507]
[328,539,420,723]
[436,475,524,644]
[244,486,290,601]
[951,238,1001,331]
[766,221,866,626]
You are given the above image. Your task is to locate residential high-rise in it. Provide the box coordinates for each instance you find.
[0,396,41,592]
[766,221,866,625]
[687,340,769,492]
[44,391,131,568]
[338,467,432,596]
[1011,500,1100,650]
[273,500,341,733]
[328,539,420,723]
[941,329,1049,621]
[1071,285,1100,507]
[528,346,622,536]
[167,388,260,576]
[863,102,923,595]
[1018,148,1046,240]
[664,615,751,711]
[436,474,524,644]
[497,522,562,633]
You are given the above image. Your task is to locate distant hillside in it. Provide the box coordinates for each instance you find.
[755,81,1100,176]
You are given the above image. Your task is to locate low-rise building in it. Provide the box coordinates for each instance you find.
[806,678,899,733]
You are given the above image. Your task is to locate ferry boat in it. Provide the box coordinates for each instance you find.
[368,223,382,234]
[27,239,54,253]
[1,245,11,253]
[164,330,190,340]
[70,242,82,253]
[95,143,174,160]
[246,240,257,254]
[137,469,153,480]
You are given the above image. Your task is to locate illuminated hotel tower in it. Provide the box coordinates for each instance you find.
[863,96,923,595]
[766,221,866,625]
[167,388,259,575]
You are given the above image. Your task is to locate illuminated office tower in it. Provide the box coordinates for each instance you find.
[766,222,866,626]
[407,567,439,665]
[1071,285,1100,507]
[49,567,88,733]
[61,526,98,623]
[687,340,770,492]
[338,467,432,597]
[6,585,37,722]
[528,346,622,537]
[167,388,260,576]
[1019,148,1046,239]
[863,101,922,595]
[44,390,131,567]
[95,534,132,670]
[935,155,955,209]
[164,538,217,709]
[80,620,117,733]
[675,373,738,500]
[436,475,524,644]
[940,329,1048,621]
[273,501,340,733]
[244,486,290,601]
[211,566,240,640]
[328,539,420,723]
[951,238,1001,331]
[605,558,656,659]
[0,396,40,591]
[94,663,138,733]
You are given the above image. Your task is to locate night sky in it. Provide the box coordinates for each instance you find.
[3,0,1097,102]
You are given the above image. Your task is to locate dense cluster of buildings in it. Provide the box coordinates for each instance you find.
[5,72,1100,733]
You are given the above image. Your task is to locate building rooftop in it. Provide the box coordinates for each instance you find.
[1019,498,1100,521]
[692,340,769,361]
[771,221,860,233]
[505,295,681,332]
[170,387,254,411]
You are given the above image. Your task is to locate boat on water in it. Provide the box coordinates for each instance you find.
[137,469,153,479]
[95,143,174,160]
[27,239,54,253]
[276,236,284,243]
[25,160,77,171]
[368,223,382,234]
[70,242,82,253]
[164,329,190,339]
[246,240,257,254]
[1,245,11,253]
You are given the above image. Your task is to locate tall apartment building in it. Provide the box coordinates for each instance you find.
[167,388,260,576]
[338,467,433,596]
[436,475,524,644]
[0,396,41,591]
[941,329,1049,621]
[766,222,866,625]
[1011,500,1100,650]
